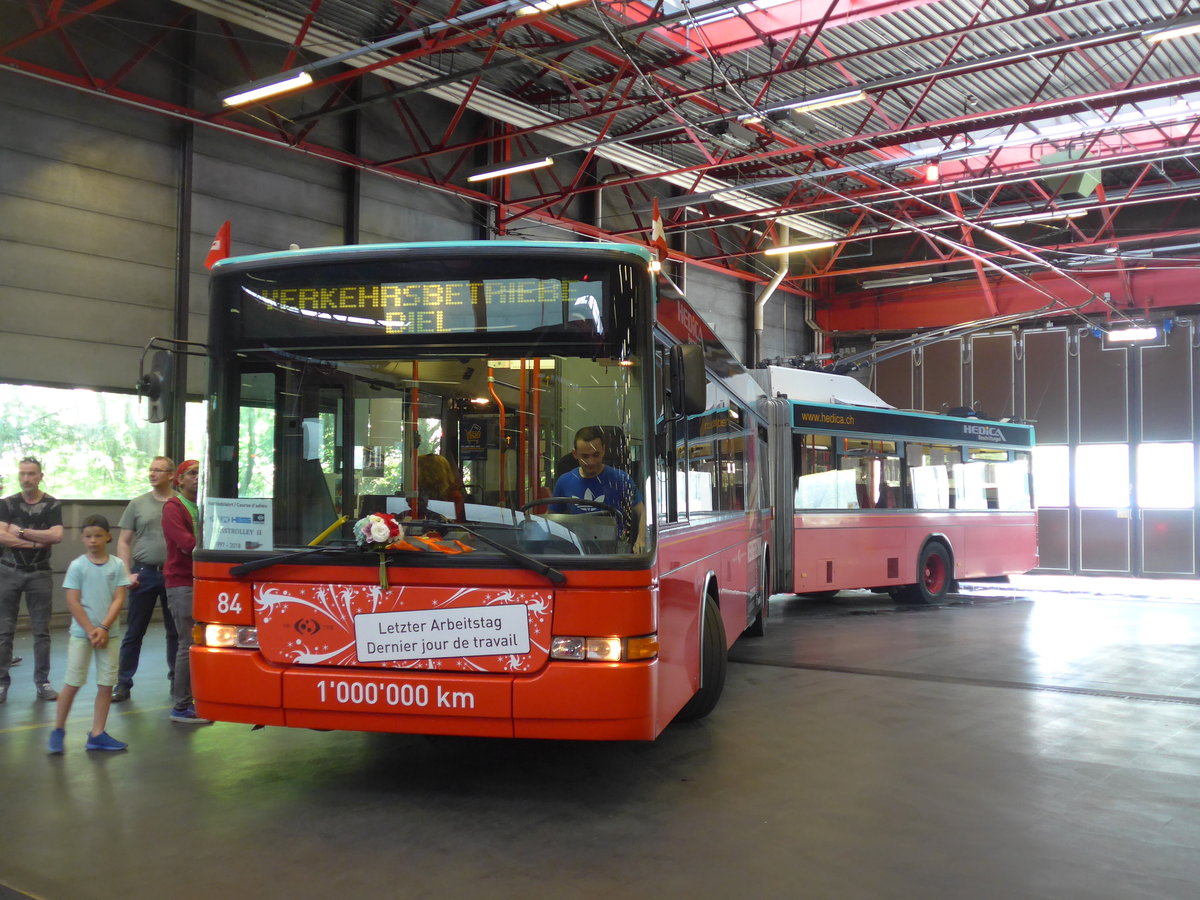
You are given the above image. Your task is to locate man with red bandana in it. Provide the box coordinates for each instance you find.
[162,459,211,725]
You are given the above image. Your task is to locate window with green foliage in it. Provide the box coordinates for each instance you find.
[0,384,205,500]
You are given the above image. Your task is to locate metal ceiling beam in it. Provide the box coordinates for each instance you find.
[283,1,1182,196]
[4,0,1200,335]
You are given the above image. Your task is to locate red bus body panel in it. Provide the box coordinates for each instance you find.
[191,561,679,740]
[790,510,1038,592]
[190,505,768,741]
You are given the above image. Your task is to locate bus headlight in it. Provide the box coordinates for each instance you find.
[197,623,259,649]
[585,637,622,661]
[550,636,586,660]
[550,634,658,661]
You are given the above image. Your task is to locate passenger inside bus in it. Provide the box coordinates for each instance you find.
[415,453,465,520]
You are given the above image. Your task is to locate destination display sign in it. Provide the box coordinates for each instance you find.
[242,276,603,336]
[791,402,1034,448]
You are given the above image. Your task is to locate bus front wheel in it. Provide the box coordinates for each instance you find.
[675,595,728,722]
[896,542,951,604]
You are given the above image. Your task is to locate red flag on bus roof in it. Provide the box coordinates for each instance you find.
[205,220,231,269]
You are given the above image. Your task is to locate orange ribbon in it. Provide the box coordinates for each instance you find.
[386,534,475,554]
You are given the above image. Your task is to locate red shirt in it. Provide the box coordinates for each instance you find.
[162,495,197,589]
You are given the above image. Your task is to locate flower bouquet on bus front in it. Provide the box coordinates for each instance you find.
[354,513,402,589]
[354,512,401,550]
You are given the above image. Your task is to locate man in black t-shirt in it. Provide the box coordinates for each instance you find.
[0,458,64,702]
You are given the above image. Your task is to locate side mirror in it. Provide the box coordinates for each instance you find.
[670,343,707,416]
[138,349,174,424]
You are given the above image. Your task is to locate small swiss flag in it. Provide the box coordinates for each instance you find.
[650,198,670,259]
[204,220,232,269]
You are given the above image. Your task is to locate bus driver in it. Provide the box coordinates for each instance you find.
[550,427,646,553]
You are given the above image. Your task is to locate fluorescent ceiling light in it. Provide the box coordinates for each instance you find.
[782,89,867,115]
[740,89,867,123]
[517,0,586,14]
[222,71,314,106]
[1106,325,1159,342]
[1143,16,1200,43]
[221,0,542,108]
[466,157,554,182]
[861,274,933,288]
[763,240,838,255]
[992,210,1088,227]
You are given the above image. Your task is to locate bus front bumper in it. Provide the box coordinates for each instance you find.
[191,648,660,741]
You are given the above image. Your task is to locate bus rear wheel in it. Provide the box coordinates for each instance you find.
[675,595,728,722]
[896,542,951,604]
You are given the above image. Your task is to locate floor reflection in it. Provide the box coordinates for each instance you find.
[734,574,1200,703]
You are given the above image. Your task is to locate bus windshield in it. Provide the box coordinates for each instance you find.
[203,245,650,560]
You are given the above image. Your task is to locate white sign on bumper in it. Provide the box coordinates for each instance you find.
[354,605,531,662]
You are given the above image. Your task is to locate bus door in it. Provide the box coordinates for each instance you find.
[273,366,355,545]
[761,396,793,595]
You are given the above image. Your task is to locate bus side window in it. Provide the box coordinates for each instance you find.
[794,433,843,509]
[852,460,874,509]
[838,439,899,510]
[880,452,903,508]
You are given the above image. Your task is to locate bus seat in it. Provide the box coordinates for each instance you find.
[856,483,873,509]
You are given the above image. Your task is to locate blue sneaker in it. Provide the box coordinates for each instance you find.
[169,705,213,725]
[48,728,65,754]
[85,731,127,752]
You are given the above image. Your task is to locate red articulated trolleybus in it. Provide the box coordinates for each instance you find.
[187,241,771,740]
[755,366,1038,604]
[177,240,1035,741]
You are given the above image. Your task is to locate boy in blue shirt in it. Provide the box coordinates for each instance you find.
[48,515,131,753]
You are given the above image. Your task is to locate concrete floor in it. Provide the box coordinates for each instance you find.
[2,577,1200,899]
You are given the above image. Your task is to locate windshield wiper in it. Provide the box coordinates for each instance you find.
[228,544,357,576]
[403,519,566,585]
[227,526,565,586]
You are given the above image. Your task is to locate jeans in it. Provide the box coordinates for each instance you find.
[0,566,53,688]
[166,585,195,709]
[116,566,178,691]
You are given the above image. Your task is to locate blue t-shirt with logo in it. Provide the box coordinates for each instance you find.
[550,466,642,534]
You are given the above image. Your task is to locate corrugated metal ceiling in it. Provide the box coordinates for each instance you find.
[4,0,1200,327]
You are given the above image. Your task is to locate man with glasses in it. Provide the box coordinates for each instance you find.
[0,457,63,703]
[111,456,179,703]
